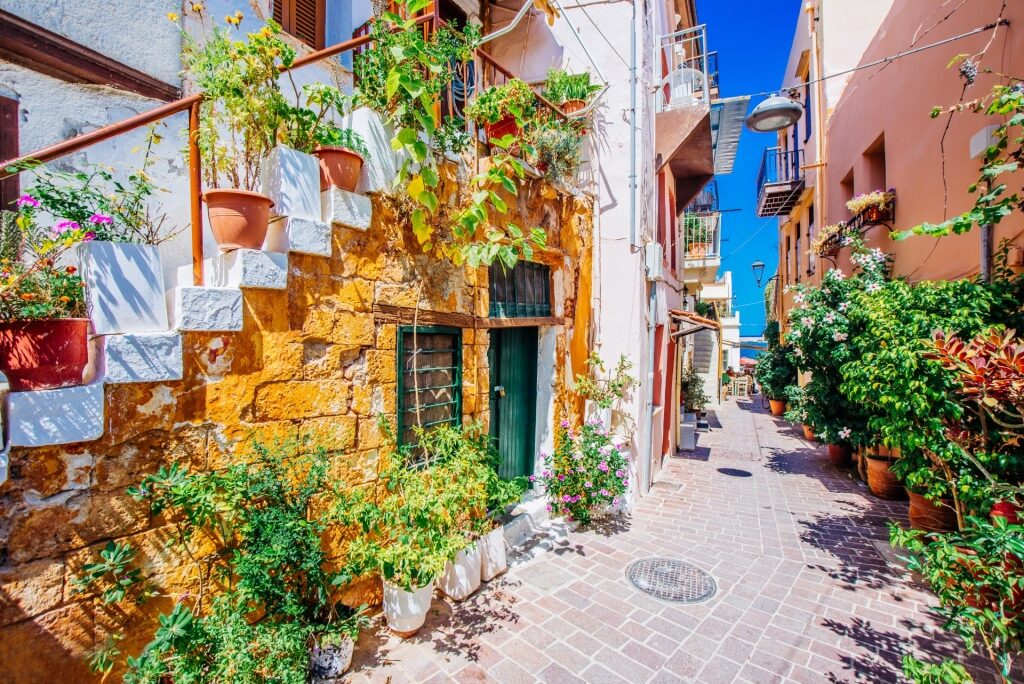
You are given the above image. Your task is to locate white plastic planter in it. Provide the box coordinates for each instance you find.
[261,145,321,221]
[382,580,434,637]
[308,636,354,683]
[479,526,508,581]
[439,544,483,601]
[78,241,168,335]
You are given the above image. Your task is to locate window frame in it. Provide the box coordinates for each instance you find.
[395,325,463,450]
[488,261,553,318]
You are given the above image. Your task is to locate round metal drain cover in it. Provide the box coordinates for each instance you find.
[626,557,717,604]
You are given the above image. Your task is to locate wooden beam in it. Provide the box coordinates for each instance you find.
[373,304,564,330]
[478,316,564,329]
[0,9,180,102]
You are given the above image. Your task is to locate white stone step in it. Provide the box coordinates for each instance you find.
[8,381,104,447]
[205,249,288,290]
[322,188,372,232]
[171,286,243,332]
[102,332,183,384]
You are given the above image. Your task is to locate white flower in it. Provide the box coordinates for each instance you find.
[794,293,805,304]
[801,316,814,327]
[832,331,848,342]
[838,301,848,311]
[790,330,801,339]
[866,282,881,293]
[824,312,836,324]
[839,427,852,439]
[794,348,804,357]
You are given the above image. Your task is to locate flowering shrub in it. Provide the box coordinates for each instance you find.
[534,420,628,525]
[846,189,895,216]
[808,222,846,257]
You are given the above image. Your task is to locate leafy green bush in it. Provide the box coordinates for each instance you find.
[681,364,709,412]
[465,78,537,125]
[542,69,601,105]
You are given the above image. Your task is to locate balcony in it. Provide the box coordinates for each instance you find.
[682,212,721,272]
[655,25,714,113]
[685,179,719,214]
[756,147,805,218]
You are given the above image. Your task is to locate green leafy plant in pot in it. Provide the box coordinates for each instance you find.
[180,16,295,250]
[753,322,796,416]
[525,118,585,184]
[0,202,89,391]
[465,78,537,146]
[542,68,602,113]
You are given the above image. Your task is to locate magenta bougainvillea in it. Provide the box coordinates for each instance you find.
[533,420,629,525]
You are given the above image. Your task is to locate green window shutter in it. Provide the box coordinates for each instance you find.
[396,326,463,455]
[488,262,552,318]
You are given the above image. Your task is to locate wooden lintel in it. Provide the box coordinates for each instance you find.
[373,304,564,330]
[0,9,180,102]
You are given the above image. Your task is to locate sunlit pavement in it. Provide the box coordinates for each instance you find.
[345,397,992,683]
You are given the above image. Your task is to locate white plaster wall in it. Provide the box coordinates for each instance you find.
[0,0,182,84]
[534,326,558,477]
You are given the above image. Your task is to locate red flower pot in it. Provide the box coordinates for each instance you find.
[313,146,364,192]
[0,318,90,391]
[203,189,273,251]
[484,115,520,144]
[802,424,815,441]
[768,399,786,416]
[827,443,852,467]
[561,99,587,114]
[865,454,904,500]
[991,501,1021,525]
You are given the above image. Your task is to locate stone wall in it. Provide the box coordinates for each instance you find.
[0,178,594,681]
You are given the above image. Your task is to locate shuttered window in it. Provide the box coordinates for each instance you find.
[396,327,463,451]
[0,96,18,210]
[273,0,325,50]
[488,262,552,318]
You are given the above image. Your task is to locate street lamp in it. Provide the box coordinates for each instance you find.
[745,95,803,133]
[752,260,766,287]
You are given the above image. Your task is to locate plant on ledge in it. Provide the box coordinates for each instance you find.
[525,118,586,184]
[464,78,538,130]
[542,69,602,110]
[845,189,895,219]
[808,222,846,257]
[574,352,635,410]
[534,419,628,525]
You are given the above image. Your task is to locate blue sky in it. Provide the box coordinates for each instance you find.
[697,0,802,337]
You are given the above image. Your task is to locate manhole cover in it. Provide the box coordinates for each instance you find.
[626,557,717,604]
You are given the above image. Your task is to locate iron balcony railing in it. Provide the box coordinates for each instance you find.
[755,147,805,218]
[682,212,721,262]
[655,25,714,112]
[685,179,719,213]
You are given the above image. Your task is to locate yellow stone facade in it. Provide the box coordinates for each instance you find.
[0,180,594,681]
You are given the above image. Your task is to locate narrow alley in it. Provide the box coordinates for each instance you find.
[344,398,984,683]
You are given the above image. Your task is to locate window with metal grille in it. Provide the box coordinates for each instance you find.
[396,326,462,451]
[488,262,552,318]
[273,0,324,49]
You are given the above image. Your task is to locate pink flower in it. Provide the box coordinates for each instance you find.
[598,461,609,472]
[557,474,566,481]
[600,488,611,496]
[615,469,624,478]
[562,494,572,503]
[584,481,592,488]
[576,467,586,473]
[560,420,570,428]
[16,194,39,208]
[612,497,619,505]
[88,213,113,225]
[546,504,552,512]
[53,220,80,235]
[528,475,536,482]
[83,231,97,241]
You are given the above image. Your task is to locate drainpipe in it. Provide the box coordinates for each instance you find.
[981,223,993,282]
[630,0,639,249]
[808,1,828,241]
[643,282,655,495]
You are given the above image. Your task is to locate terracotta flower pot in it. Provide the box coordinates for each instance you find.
[908,490,957,532]
[865,454,904,500]
[0,318,89,391]
[768,399,786,416]
[484,115,520,144]
[203,189,273,251]
[313,146,364,192]
[864,205,886,222]
[802,424,815,441]
[827,443,852,467]
[561,99,587,114]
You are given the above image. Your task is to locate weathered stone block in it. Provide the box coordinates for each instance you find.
[376,324,397,350]
[302,309,375,346]
[253,380,351,420]
[0,602,94,682]
[273,216,333,256]
[172,286,243,331]
[206,249,288,290]
[103,332,183,384]
[364,350,396,384]
[8,381,104,447]
[322,187,372,231]
[0,559,65,626]
[300,416,358,453]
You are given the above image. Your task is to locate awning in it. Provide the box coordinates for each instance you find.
[669,309,720,339]
[710,95,750,175]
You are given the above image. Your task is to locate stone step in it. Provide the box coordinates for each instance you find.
[103,332,183,384]
[8,381,104,447]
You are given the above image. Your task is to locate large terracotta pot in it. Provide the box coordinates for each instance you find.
[865,454,904,500]
[768,399,786,416]
[0,318,89,391]
[313,146,364,192]
[827,443,852,467]
[908,491,957,532]
[203,189,273,251]
[561,99,587,114]
[484,115,520,144]
[802,424,815,441]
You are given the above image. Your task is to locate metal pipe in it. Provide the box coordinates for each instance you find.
[476,0,536,45]
[188,102,204,287]
[629,0,638,248]
[981,223,993,282]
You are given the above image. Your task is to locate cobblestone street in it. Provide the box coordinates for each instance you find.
[345,398,985,683]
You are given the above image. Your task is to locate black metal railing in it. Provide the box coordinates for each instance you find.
[756,147,804,193]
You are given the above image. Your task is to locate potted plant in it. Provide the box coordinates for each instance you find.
[783,385,814,439]
[181,17,295,251]
[680,363,709,415]
[278,83,371,193]
[864,444,904,500]
[525,119,585,184]
[542,68,601,114]
[308,607,371,683]
[846,189,895,222]
[17,134,179,336]
[574,352,635,426]
[0,204,89,391]
[683,214,711,256]
[465,78,537,144]
[753,336,796,416]
[809,222,846,257]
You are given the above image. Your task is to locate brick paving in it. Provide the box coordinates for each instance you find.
[344,398,995,683]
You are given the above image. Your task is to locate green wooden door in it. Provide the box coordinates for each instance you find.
[488,328,538,479]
